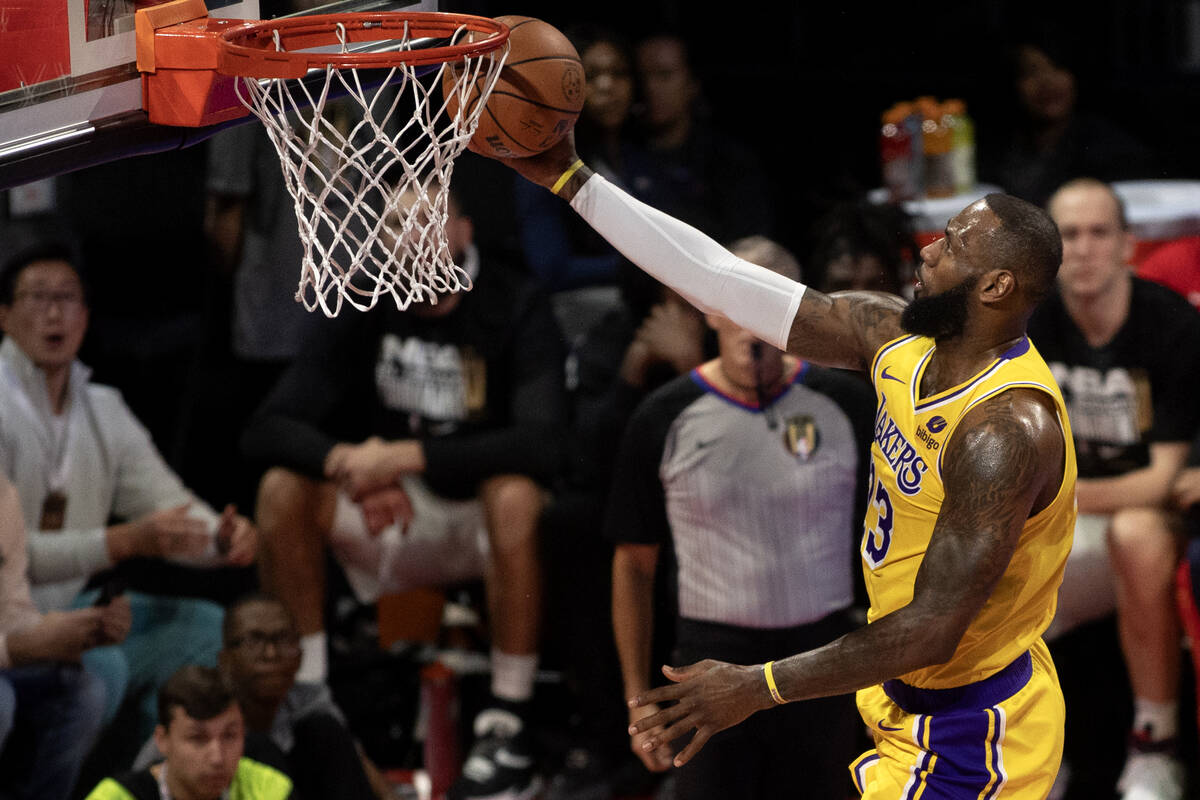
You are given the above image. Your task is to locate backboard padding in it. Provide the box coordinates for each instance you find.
[0,0,439,191]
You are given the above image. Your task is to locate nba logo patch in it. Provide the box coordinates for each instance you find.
[783,415,820,461]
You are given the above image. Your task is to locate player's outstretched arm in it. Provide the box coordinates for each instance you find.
[627,388,1065,767]
[496,139,906,372]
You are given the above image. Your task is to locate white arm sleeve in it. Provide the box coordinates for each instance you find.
[569,174,805,350]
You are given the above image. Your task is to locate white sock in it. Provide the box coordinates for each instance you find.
[297,632,328,683]
[1132,697,1178,742]
[490,648,537,704]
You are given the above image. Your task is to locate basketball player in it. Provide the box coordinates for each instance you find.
[487,137,1077,797]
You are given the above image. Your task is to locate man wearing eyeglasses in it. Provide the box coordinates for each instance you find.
[133,592,390,799]
[0,218,258,762]
[86,665,291,800]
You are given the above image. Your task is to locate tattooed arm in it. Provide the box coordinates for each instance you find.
[627,388,1065,767]
[785,290,908,371]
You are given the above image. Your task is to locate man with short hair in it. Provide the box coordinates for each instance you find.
[0,217,258,753]
[134,592,387,799]
[85,664,291,800]
[243,182,567,800]
[490,137,1077,798]
[1032,177,1200,800]
[0,471,129,800]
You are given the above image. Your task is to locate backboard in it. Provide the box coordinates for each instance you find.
[0,0,439,192]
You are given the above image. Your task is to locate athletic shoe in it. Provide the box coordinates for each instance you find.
[1116,742,1184,800]
[448,708,541,800]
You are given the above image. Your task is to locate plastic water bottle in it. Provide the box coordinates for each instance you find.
[880,104,918,202]
[900,101,925,198]
[943,98,976,195]
[917,97,954,198]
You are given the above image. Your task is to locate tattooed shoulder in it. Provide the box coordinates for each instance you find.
[942,389,1061,521]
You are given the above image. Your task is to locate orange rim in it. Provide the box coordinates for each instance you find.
[217,12,508,78]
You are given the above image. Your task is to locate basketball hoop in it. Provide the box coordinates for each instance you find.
[137,1,510,315]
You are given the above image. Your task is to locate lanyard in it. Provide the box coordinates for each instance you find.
[0,359,79,493]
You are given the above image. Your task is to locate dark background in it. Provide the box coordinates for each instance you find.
[453,0,1200,261]
[3,2,1199,796]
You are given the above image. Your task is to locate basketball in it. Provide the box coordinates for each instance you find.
[444,15,585,158]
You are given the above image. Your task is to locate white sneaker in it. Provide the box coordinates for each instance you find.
[1117,750,1184,800]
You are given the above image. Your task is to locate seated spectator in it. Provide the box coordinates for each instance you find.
[1137,235,1200,313]
[807,201,917,297]
[978,39,1157,208]
[0,471,129,800]
[134,592,391,799]
[608,236,874,799]
[0,217,257,760]
[84,664,291,800]
[242,180,567,800]
[1029,178,1200,800]
[627,32,774,243]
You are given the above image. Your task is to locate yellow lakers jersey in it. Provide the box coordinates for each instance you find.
[863,334,1077,688]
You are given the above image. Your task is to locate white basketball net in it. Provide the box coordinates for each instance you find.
[234,22,507,316]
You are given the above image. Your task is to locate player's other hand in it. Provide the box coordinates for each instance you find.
[627,659,770,767]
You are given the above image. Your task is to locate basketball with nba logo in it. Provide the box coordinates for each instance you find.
[443,15,585,157]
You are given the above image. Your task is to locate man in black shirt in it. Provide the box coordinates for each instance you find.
[242,183,568,800]
[1030,178,1200,800]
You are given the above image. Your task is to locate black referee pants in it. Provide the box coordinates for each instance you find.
[670,611,862,800]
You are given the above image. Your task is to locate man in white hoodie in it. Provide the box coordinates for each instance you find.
[0,218,257,756]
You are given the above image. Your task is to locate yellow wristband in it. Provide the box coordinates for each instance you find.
[763,661,786,705]
[551,158,585,195]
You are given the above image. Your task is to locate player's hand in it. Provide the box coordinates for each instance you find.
[627,659,770,768]
[98,594,133,645]
[634,299,706,375]
[358,486,414,537]
[481,135,585,193]
[628,703,675,772]
[215,504,258,566]
[1172,467,1200,510]
[110,504,211,561]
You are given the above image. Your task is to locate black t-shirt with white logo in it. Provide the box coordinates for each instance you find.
[242,259,568,499]
[1028,277,1200,478]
